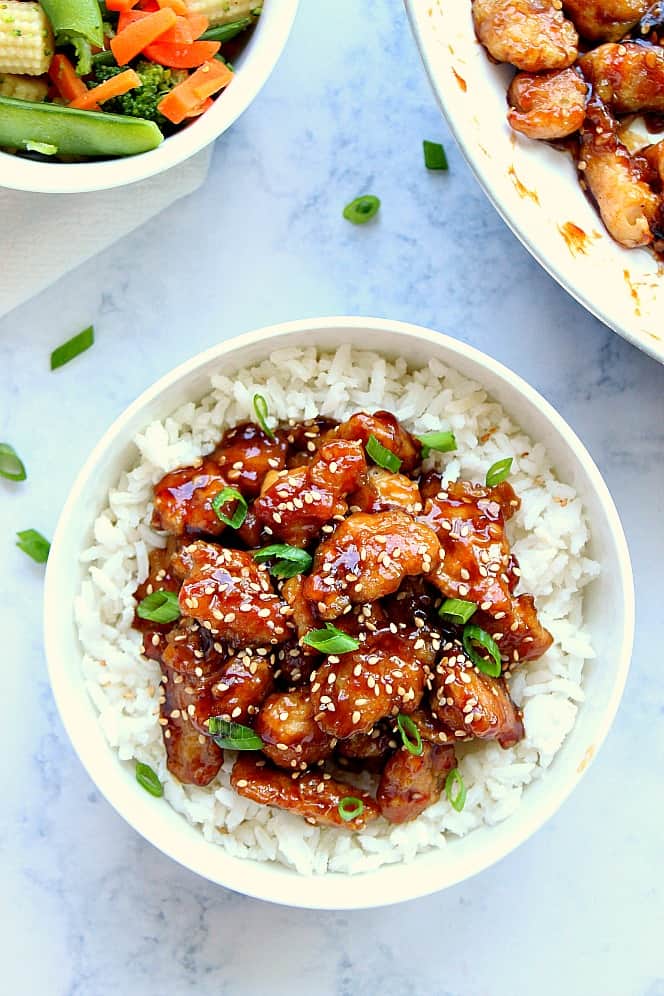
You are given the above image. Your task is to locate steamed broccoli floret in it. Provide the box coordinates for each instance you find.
[90,60,187,130]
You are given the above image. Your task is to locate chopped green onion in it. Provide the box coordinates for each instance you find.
[207,716,263,750]
[50,325,94,370]
[16,529,50,563]
[253,393,276,441]
[135,761,163,798]
[253,544,312,579]
[445,768,466,811]
[462,623,502,677]
[136,589,180,624]
[343,194,380,225]
[212,487,248,529]
[0,443,27,481]
[302,624,360,655]
[338,796,365,822]
[438,598,477,625]
[365,434,402,472]
[25,140,57,156]
[396,714,423,756]
[486,457,513,487]
[417,430,457,460]
[423,140,449,171]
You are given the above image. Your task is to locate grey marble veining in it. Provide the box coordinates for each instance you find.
[1,1,663,994]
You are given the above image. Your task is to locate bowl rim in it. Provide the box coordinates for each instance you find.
[0,0,299,194]
[403,0,664,366]
[44,316,635,908]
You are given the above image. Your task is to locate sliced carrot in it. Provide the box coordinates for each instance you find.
[185,96,213,117]
[157,0,188,13]
[118,9,194,44]
[106,0,140,10]
[186,13,208,37]
[157,58,232,123]
[142,39,219,68]
[70,68,142,109]
[110,7,177,65]
[49,53,88,102]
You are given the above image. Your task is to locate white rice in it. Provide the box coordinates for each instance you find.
[75,345,599,875]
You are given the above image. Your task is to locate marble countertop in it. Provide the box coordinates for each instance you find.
[1,1,663,994]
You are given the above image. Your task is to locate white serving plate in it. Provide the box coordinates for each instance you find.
[44,317,634,909]
[405,0,664,363]
[0,0,299,193]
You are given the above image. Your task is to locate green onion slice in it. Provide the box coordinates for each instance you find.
[0,443,27,481]
[16,529,50,563]
[135,761,163,797]
[365,434,402,472]
[417,430,457,460]
[253,544,312,579]
[445,768,466,812]
[396,714,423,757]
[438,598,477,625]
[338,796,365,822]
[462,623,502,677]
[207,716,263,750]
[253,393,276,441]
[50,325,94,370]
[302,624,360,655]
[343,194,380,225]
[136,589,180,624]
[423,140,449,171]
[486,457,513,487]
[212,487,248,529]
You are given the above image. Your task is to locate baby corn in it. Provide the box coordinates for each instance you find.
[0,1,54,76]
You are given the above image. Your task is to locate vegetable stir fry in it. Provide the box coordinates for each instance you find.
[0,0,261,160]
[132,403,554,829]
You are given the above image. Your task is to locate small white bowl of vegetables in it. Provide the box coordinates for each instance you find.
[0,0,298,192]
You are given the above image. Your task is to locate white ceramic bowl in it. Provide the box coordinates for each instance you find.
[405,0,664,365]
[44,317,634,909]
[0,0,298,194]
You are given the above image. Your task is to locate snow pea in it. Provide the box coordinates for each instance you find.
[0,98,163,158]
[40,0,104,48]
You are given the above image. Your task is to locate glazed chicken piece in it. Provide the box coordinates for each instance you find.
[384,577,445,668]
[335,725,396,770]
[253,439,367,546]
[578,96,660,248]
[208,646,275,723]
[162,617,226,678]
[231,755,380,828]
[420,476,552,663]
[174,540,292,646]
[255,690,334,769]
[472,0,578,72]
[431,640,524,749]
[334,410,422,474]
[303,510,440,620]
[160,666,224,786]
[507,68,588,140]
[350,466,423,515]
[161,621,273,731]
[212,421,287,498]
[134,543,182,661]
[283,416,340,469]
[274,639,319,687]
[579,42,664,114]
[282,574,320,641]
[563,0,649,41]
[377,742,457,824]
[642,140,664,184]
[152,459,229,537]
[310,631,427,739]
[408,708,455,746]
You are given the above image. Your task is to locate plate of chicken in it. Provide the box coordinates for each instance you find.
[406,0,664,363]
[44,318,633,907]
